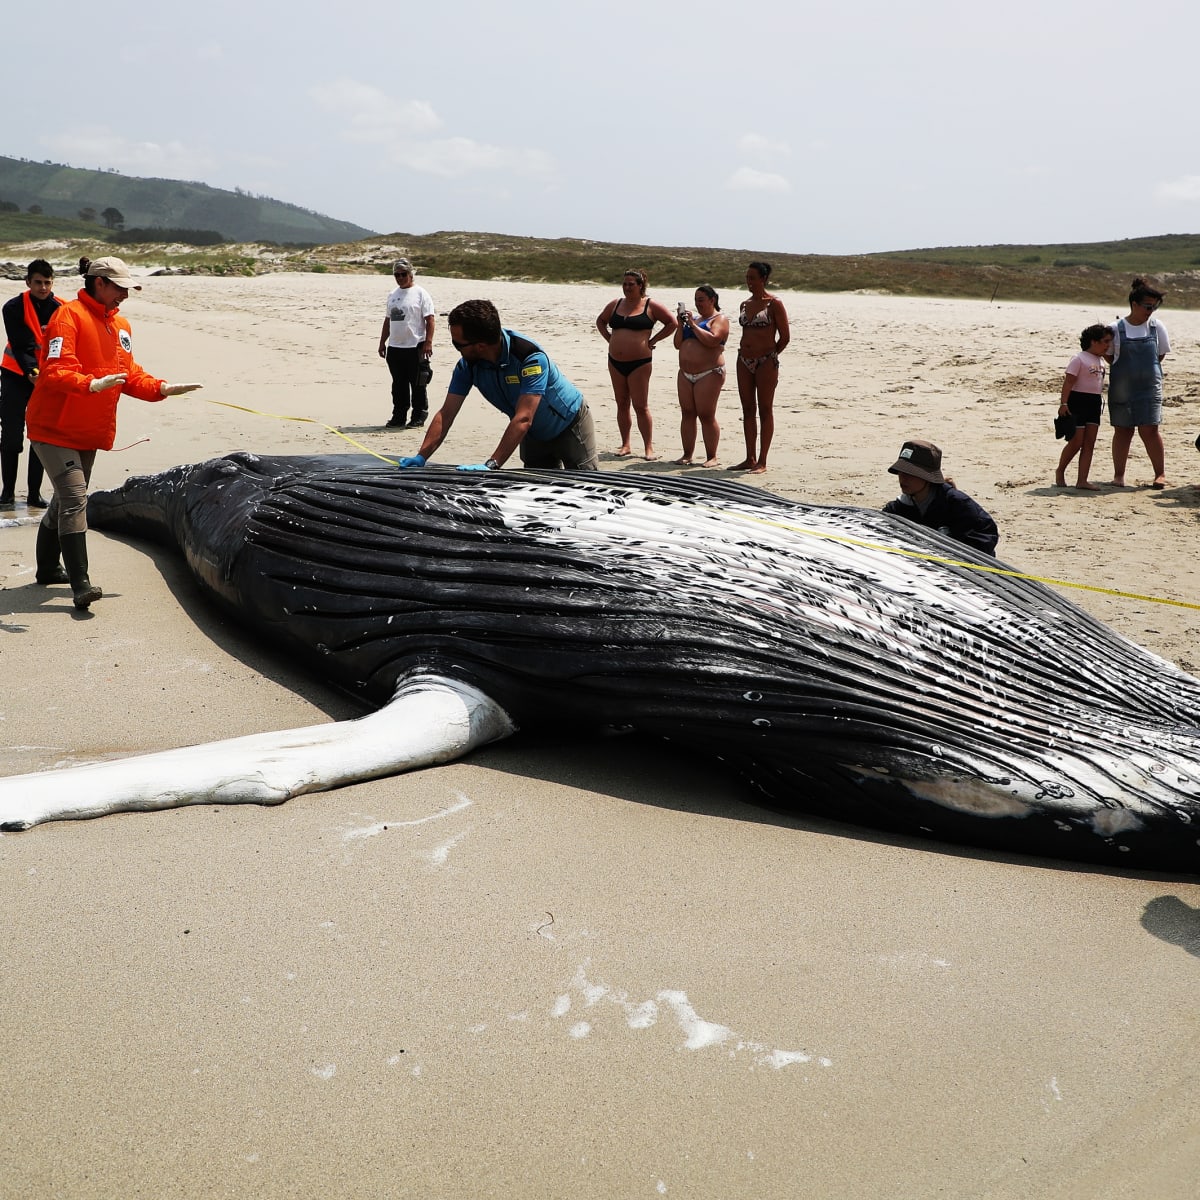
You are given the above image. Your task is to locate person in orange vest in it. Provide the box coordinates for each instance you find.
[1,258,61,508]
[27,256,202,610]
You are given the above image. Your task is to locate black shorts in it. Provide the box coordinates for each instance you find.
[1067,391,1102,426]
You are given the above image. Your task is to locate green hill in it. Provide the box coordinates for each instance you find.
[0,155,375,245]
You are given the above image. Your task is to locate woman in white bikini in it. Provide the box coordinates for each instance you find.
[596,268,677,459]
[735,260,790,474]
[673,284,729,466]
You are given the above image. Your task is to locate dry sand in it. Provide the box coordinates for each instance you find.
[2,272,1199,1199]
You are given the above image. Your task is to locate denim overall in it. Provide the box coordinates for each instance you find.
[1108,318,1162,428]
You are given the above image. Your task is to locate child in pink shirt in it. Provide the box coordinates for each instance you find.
[1055,324,1113,490]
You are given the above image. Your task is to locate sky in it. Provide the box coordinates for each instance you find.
[10,0,1200,256]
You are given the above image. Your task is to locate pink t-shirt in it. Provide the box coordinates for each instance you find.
[1065,350,1106,395]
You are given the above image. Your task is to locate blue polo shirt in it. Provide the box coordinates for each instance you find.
[448,328,583,441]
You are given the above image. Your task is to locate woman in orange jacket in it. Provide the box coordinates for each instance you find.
[27,256,201,610]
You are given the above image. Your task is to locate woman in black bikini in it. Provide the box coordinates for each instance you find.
[596,268,677,459]
[673,284,729,467]
[735,260,790,474]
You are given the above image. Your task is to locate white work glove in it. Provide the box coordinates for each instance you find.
[89,374,126,393]
[160,382,203,397]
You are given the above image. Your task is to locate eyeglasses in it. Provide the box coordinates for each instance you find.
[451,338,476,351]
[395,272,412,280]
[1137,300,1160,310]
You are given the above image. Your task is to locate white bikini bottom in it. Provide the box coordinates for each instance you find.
[680,366,726,384]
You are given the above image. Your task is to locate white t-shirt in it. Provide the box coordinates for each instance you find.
[385,284,435,349]
[1108,317,1170,364]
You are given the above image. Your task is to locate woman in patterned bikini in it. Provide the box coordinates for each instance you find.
[673,284,729,466]
[735,260,790,474]
[596,268,677,459]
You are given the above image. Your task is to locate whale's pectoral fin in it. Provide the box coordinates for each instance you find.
[0,675,516,831]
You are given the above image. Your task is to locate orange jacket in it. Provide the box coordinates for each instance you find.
[1,289,57,376]
[26,289,164,452]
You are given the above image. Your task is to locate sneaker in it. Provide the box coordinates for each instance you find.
[384,419,407,429]
[27,493,48,509]
[406,418,426,429]
[0,492,14,509]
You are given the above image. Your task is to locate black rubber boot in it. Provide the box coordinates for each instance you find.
[0,449,18,506]
[35,519,69,585]
[59,531,103,609]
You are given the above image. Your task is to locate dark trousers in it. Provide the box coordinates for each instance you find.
[0,369,45,497]
[385,346,428,424]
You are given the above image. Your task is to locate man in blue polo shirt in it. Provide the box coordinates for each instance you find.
[397,299,598,472]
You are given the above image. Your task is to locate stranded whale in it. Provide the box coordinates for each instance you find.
[1,452,1198,874]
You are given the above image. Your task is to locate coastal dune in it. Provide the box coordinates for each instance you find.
[1,272,1198,1199]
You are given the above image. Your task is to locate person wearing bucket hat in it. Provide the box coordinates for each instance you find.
[378,258,435,429]
[1054,324,1112,490]
[883,439,999,555]
[25,256,202,610]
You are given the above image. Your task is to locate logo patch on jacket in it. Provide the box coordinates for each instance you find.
[504,374,520,385]
[119,330,132,353]
[520,364,543,379]
[47,337,63,359]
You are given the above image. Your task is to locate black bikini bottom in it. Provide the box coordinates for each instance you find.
[608,356,653,378]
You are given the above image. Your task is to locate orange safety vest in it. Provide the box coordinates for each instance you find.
[1,290,56,376]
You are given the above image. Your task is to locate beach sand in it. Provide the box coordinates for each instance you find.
[2,272,1199,1199]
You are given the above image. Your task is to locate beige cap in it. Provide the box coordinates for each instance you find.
[85,256,142,290]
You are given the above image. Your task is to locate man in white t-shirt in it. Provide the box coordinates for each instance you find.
[377,258,435,429]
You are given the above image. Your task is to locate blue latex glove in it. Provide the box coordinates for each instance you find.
[396,454,426,469]
[457,462,491,472]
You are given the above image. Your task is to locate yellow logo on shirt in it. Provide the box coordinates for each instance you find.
[520,364,543,379]
[504,374,519,385]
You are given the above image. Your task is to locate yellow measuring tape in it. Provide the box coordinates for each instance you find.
[730,512,1200,612]
[209,397,1198,613]
[208,399,400,465]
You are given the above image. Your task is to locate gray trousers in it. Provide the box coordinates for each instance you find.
[519,401,598,470]
[31,442,96,535]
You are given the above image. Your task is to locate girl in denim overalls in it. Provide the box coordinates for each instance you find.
[1108,278,1170,488]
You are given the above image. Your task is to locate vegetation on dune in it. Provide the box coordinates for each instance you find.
[1,162,1197,307]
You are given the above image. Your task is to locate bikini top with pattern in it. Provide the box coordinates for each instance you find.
[609,299,655,332]
[739,299,775,328]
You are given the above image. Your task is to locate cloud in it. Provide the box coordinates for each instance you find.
[389,137,555,180]
[725,167,791,194]
[43,128,216,177]
[738,133,792,158]
[311,78,554,182]
[309,79,441,141]
[1155,174,1200,202]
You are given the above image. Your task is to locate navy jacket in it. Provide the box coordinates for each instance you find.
[883,483,999,556]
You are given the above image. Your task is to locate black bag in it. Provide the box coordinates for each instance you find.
[1054,413,1077,441]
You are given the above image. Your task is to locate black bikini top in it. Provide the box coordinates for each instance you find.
[609,299,655,332]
